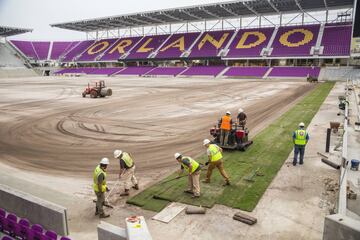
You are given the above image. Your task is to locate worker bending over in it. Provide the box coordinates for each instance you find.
[113,150,139,196]
[93,158,110,218]
[174,153,201,198]
[203,139,230,186]
[237,108,247,129]
[219,111,233,146]
[292,122,310,166]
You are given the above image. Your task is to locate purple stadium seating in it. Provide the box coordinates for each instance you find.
[15,218,31,239]
[116,66,155,75]
[321,23,352,56]
[1,236,13,240]
[180,66,226,76]
[99,37,142,61]
[271,25,320,57]
[226,28,274,58]
[189,30,234,58]
[31,224,44,240]
[11,40,39,60]
[61,40,95,62]
[51,41,78,60]
[5,213,17,236]
[77,38,118,61]
[223,67,269,77]
[45,230,57,240]
[0,209,5,217]
[126,35,170,59]
[155,32,201,59]
[145,67,187,76]
[32,42,50,60]
[89,67,123,75]
[268,67,320,78]
[60,237,71,240]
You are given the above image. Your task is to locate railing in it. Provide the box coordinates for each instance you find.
[338,78,350,215]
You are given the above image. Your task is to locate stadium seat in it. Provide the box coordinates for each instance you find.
[15,218,31,239]
[30,224,44,240]
[44,230,57,240]
[4,213,17,236]
[59,237,71,240]
[0,209,5,217]
[1,236,13,240]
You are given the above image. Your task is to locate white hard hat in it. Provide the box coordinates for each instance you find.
[174,153,182,159]
[113,150,123,158]
[238,108,244,113]
[226,111,231,115]
[100,158,110,165]
[203,139,211,145]
[299,122,305,127]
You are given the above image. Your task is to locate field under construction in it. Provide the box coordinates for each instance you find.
[0,76,336,239]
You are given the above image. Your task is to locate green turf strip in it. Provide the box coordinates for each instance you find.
[127,82,335,212]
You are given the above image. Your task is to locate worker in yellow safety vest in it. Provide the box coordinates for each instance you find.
[113,150,139,196]
[219,111,233,146]
[93,158,110,218]
[292,122,310,166]
[202,139,230,186]
[174,153,201,198]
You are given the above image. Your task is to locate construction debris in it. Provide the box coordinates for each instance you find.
[233,212,257,225]
[185,206,206,214]
[321,158,341,169]
[152,203,185,223]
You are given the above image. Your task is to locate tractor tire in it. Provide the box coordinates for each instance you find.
[90,90,98,98]
[82,92,86,98]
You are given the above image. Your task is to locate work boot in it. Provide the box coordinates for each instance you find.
[223,180,231,186]
[202,180,210,184]
[191,195,200,199]
[132,184,139,190]
[120,189,130,196]
[184,190,194,194]
[95,207,99,216]
[99,213,110,218]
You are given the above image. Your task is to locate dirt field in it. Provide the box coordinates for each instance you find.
[0,76,317,239]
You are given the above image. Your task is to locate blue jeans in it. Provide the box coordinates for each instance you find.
[293,145,305,165]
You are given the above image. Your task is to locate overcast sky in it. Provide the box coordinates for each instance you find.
[0,0,236,40]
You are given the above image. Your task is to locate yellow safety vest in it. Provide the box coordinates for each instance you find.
[294,130,307,145]
[181,157,200,174]
[208,144,223,162]
[121,152,134,168]
[93,165,107,193]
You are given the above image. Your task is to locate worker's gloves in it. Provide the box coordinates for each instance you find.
[205,162,210,166]
[106,187,110,192]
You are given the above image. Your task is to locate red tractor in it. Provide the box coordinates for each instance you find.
[82,80,112,98]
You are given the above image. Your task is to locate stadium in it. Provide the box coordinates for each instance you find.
[0,0,360,239]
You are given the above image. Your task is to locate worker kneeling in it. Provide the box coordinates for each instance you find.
[93,158,110,218]
[175,153,201,198]
[114,150,139,196]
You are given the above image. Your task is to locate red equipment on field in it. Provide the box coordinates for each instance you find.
[82,80,112,98]
[210,123,253,151]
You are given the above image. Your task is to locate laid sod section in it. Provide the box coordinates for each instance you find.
[127,82,335,212]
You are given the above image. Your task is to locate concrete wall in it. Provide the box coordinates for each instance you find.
[323,214,360,240]
[97,221,127,240]
[0,184,68,236]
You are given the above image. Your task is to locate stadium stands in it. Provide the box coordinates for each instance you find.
[180,66,226,76]
[61,40,94,62]
[31,42,50,60]
[0,208,71,240]
[115,66,155,75]
[270,25,320,57]
[226,27,274,58]
[10,40,39,60]
[126,35,170,59]
[50,41,78,60]
[223,67,270,78]
[189,30,234,58]
[145,67,187,76]
[268,66,320,78]
[99,36,142,61]
[321,23,352,56]
[77,38,118,62]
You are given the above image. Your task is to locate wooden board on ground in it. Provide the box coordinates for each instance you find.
[152,202,186,223]
[233,212,257,225]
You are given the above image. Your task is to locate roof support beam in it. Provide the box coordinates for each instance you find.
[141,15,167,24]
[242,2,260,16]
[162,12,184,22]
[126,16,149,26]
[219,5,238,17]
[180,10,203,21]
[267,0,280,14]
[200,7,221,18]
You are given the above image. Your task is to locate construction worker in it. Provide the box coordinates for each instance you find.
[93,158,110,218]
[293,122,310,166]
[113,150,139,196]
[237,108,247,129]
[219,111,232,146]
[174,153,201,198]
[203,139,230,186]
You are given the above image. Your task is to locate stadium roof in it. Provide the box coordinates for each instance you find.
[0,25,33,37]
[51,0,355,32]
